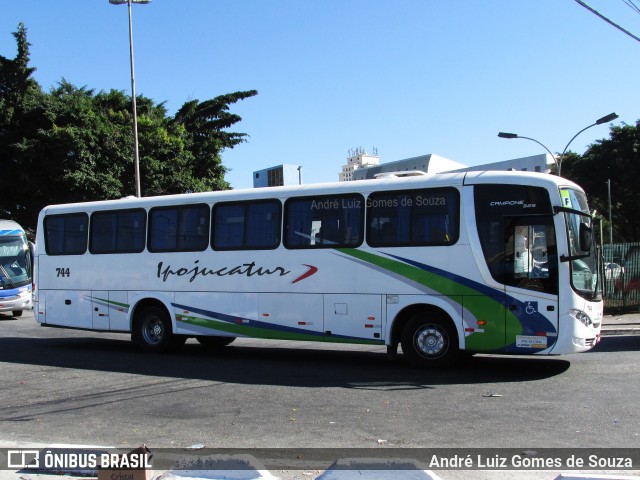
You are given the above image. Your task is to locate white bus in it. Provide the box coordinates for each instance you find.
[0,219,33,317]
[34,171,603,366]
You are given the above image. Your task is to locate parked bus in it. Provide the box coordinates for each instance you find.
[0,219,33,317]
[33,171,603,366]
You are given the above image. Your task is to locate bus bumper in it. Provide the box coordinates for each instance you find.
[0,290,33,314]
[550,309,602,354]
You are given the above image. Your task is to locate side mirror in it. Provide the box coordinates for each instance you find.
[579,222,592,253]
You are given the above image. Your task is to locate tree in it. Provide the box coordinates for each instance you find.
[0,24,257,232]
[0,23,39,125]
[171,90,258,192]
[562,121,640,242]
[0,23,46,230]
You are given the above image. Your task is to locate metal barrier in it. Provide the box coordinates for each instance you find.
[603,243,640,312]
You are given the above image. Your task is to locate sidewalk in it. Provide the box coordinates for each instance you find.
[601,312,640,336]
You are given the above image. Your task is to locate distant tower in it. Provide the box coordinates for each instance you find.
[339,147,380,181]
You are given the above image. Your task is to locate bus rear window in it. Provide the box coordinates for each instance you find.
[44,213,89,255]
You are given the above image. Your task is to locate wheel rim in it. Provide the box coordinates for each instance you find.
[142,316,165,345]
[414,325,448,358]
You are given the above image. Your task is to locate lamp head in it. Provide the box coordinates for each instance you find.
[109,0,151,4]
[596,112,618,125]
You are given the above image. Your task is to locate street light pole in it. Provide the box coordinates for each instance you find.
[497,132,558,171]
[498,112,618,177]
[109,0,151,198]
[608,178,613,244]
[558,112,618,177]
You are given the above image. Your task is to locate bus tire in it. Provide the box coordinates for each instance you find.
[132,306,185,353]
[196,336,236,348]
[401,311,458,367]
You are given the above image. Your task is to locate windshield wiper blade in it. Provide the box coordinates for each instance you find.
[0,264,15,287]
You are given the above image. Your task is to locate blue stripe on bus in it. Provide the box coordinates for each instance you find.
[172,302,324,339]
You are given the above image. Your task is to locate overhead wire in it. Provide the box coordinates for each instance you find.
[621,0,640,15]
[573,0,640,43]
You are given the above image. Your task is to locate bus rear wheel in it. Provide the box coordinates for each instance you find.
[132,306,185,353]
[401,312,458,367]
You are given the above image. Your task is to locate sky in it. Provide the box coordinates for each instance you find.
[1,1,639,190]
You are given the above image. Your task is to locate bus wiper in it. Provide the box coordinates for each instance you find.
[0,264,15,287]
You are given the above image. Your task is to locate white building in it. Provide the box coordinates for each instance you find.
[253,164,301,188]
[344,152,554,181]
[448,153,555,174]
[350,153,466,181]
[339,148,380,182]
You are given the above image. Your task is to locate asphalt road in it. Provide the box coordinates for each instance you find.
[1,310,639,455]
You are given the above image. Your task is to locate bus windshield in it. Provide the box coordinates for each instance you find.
[560,188,600,300]
[0,236,32,288]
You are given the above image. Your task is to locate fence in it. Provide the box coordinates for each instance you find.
[602,242,640,313]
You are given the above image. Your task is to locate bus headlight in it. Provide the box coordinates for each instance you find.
[570,309,592,328]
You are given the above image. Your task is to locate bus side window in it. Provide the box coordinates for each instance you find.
[213,200,281,250]
[90,209,146,254]
[367,188,459,247]
[284,194,363,249]
[149,204,209,253]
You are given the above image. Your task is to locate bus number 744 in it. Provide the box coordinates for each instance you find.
[55,268,70,278]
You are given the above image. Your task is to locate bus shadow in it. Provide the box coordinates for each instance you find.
[0,335,571,388]
[590,335,640,353]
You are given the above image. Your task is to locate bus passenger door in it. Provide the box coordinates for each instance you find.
[472,184,559,354]
[324,294,383,343]
[504,287,559,353]
[91,291,109,330]
[503,219,559,353]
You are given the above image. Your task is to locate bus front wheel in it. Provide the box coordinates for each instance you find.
[401,312,458,367]
[133,306,185,353]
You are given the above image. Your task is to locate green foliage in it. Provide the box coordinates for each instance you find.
[0,23,39,124]
[561,121,640,242]
[0,24,256,232]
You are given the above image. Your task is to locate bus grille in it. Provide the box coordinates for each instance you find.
[585,337,598,347]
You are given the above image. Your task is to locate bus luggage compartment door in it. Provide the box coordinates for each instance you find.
[44,290,92,329]
[324,294,383,343]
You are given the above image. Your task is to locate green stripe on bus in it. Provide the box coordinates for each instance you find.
[337,248,523,351]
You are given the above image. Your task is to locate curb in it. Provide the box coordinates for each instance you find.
[601,325,640,336]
